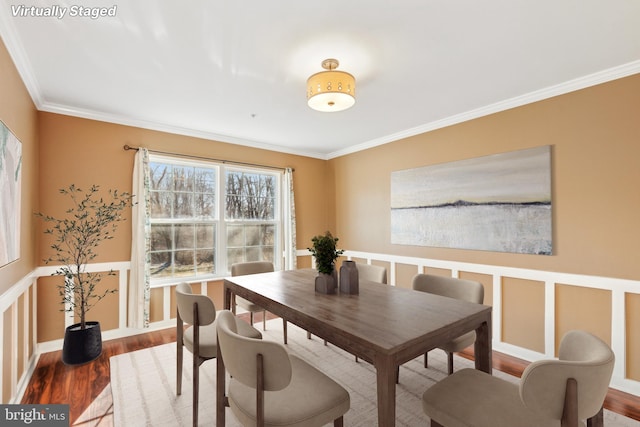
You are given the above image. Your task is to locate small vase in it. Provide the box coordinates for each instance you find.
[315,270,338,294]
[339,260,359,294]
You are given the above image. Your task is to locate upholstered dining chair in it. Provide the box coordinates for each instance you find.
[422,330,615,427]
[231,261,289,344]
[355,262,388,284]
[231,261,274,330]
[175,282,262,427]
[216,310,351,427]
[412,274,484,375]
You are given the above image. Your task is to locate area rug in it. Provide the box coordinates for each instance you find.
[110,319,639,427]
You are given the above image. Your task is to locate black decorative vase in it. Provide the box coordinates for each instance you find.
[339,260,359,294]
[315,270,338,294]
[61,321,102,365]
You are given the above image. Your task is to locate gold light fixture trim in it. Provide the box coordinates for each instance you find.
[307,58,356,112]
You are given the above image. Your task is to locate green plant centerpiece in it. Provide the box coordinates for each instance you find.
[308,231,344,294]
[36,184,134,365]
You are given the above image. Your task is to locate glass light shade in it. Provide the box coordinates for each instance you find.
[307,70,356,112]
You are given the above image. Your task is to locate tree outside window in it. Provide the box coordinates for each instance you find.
[149,158,280,283]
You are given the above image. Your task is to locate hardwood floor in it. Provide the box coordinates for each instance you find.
[22,313,640,426]
[21,327,178,426]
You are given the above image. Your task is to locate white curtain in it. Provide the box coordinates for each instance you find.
[283,168,297,270]
[129,148,150,328]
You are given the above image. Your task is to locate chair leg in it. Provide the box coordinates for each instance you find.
[192,303,200,427]
[424,352,428,368]
[193,358,199,427]
[396,366,400,384]
[355,355,358,362]
[561,378,578,427]
[447,352,454,375]
[307,331,312,339]
[587,406,604,427]
[176,313,183,396]
[176,341,183,395]
[262,310,266,331]
[334,416,344,427]
[256,354,265,427]
[250,311,254,326]
[283,319,288,344]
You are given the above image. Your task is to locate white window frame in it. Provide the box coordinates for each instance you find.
[148,154,282,286]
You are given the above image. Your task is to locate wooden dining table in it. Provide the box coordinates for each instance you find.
[216,268,492,427]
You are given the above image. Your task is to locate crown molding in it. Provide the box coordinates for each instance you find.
[2,8,638,162]
[38,102,330,160]
[0,12,44,107]
[327,60,640,159]
[44,58,640,162]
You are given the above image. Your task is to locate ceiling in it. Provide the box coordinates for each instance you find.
[1,1,639,159]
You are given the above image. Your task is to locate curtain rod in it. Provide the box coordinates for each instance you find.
[123,144,293,172]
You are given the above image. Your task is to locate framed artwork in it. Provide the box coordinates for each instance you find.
[391,146,552,255]
[0,121,22,267]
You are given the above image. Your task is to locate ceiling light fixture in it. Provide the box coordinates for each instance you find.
[307,58,356,112]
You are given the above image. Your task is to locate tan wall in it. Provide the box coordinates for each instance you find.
[0,37,39,290]
[35,112,330,340]
[330,74,640,375]
[502,278,546,353]
[0,36,39,403]
[627,293,640,380]
[555,284,612,352]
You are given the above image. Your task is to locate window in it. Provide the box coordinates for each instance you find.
[225,169,277,267]
[148,156,281,283]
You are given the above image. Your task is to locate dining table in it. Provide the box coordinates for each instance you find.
[216,268,492,427]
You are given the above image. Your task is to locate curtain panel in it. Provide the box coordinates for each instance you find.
[283,167,297,270]
[129,148,151,328]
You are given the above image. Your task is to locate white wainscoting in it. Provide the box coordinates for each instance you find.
[2,251,639,404]
[341,250,640,396]
[0,271,37,404]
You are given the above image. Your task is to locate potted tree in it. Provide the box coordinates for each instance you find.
[36,184,134,365]
[308,231,344,294]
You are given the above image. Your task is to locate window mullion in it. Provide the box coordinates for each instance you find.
[217,165,227,275]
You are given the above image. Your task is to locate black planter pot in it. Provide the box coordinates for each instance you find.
[61,321,102,365]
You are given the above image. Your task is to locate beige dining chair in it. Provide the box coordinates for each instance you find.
[216,310,351,427]
[422,330,615,427]
[231,261,290,344]
[175,282,262,427]
[412,274,484,375]
[231,261,273,329]
[356,262,388,284]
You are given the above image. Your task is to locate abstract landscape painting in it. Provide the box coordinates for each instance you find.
[0,121,22,267]
[391,146,552,255]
